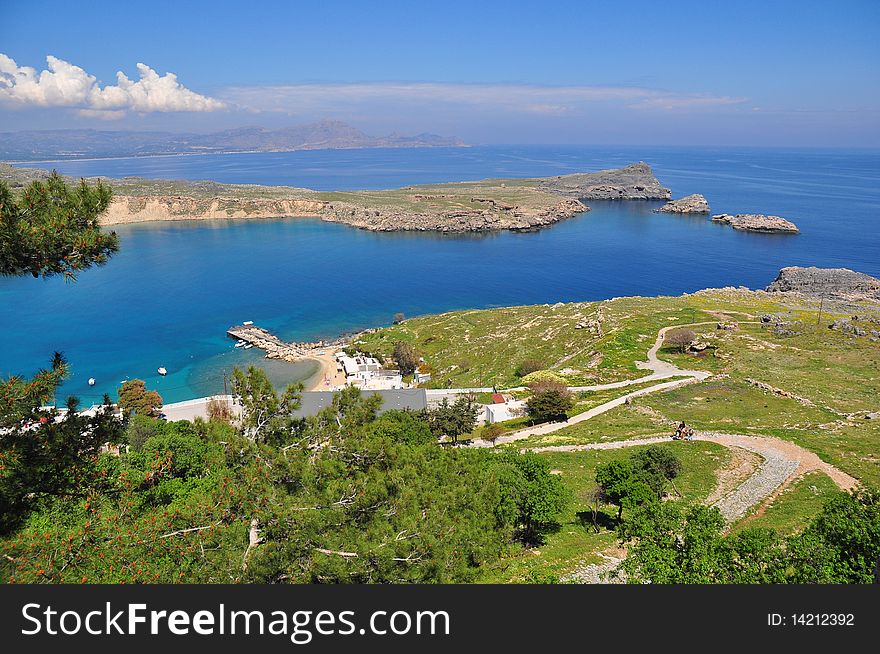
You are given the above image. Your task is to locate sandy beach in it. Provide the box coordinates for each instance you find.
[302,348,348,391]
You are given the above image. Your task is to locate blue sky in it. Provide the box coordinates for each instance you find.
[1,0,878,145]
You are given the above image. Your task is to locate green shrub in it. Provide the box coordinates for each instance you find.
[142,428,208,479]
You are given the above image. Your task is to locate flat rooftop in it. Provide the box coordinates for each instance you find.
[294,389,428,417]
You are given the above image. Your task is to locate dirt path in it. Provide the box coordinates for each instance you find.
[468,321,718,448]
[526,432,857,523]
[467,319,857,523]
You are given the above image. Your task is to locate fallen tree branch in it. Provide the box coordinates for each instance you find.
[315,547,359,558]
[159,523,217,539]
[242,518,264,570]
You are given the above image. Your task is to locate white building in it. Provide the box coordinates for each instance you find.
[485,398,526,424]
[336,353,405,390]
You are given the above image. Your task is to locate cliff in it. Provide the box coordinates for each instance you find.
[102,196,327,224]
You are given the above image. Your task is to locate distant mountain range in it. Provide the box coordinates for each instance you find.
[0,119,467,161]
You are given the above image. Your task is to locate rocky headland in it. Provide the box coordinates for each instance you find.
[1,161,670,233]
[766,266,880,300]
[711,213,799,234]
[537,162,671,200]
[655,193,710,214]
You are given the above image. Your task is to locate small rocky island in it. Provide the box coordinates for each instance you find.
[712,213,799,234]
[655,194,711,214]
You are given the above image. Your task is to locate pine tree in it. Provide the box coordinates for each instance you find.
[0,171,118,280]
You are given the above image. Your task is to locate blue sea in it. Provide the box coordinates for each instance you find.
[2,145,879,404]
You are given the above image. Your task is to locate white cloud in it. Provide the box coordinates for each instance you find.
[0,54,225,115]
[628,95,747,111]
[220,82,746,116]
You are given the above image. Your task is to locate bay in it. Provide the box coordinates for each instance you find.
[3,145,878,403]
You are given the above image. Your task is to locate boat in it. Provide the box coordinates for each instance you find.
[244,344,254,349]
[88,377,96,386]
[158,367,167,376]
[243,320,254,326]
[234,341,245,348]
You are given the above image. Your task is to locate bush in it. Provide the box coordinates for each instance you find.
[142,427,208,479]
[526,388,574,424]
[393,341,420,376]
[520,370,567,386]
[664,328,696,353]
[526,377,568,394]
[515,358,545,377]
[125,414,161,453]
[206,397,234,423]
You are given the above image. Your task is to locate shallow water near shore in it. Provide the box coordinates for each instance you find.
[2,145,879,403]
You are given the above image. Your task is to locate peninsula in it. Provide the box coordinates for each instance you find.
[0,162,670,233]
[0,161,801,234]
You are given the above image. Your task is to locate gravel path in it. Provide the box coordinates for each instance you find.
[548,431,857,584]
[474,318,860,583]
[528,432,857,523]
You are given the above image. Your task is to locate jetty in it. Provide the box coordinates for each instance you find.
[227,324,344,362]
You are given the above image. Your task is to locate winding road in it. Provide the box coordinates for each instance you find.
[468,320,858,524]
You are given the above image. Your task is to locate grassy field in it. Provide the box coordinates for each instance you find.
[356,288,839,388]
[366,285,878,562]
[363,288,880,487]
[477,441,729,582]
[0,163,572,222]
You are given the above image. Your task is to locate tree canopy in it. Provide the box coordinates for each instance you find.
[0,381,569,583]
[117,379,163,418]
[617,488,880,583]
[422,395,478,444]
[0,172,118,280]
[393,341,419,376]
[526,388,574,424]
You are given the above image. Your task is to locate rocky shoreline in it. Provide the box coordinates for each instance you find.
[2,161,806,235]
[1,161,666,234]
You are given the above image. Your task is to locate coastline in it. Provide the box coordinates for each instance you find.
[4,143,473,166]
[301,350,347,391]
[1,161,668,234]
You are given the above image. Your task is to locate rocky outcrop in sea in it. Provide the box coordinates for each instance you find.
[655,193,710,214]
[536,162,671,200]
[766,266,880,300]
[711,213,799,233]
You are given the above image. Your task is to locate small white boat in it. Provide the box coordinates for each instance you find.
[88,377,96,386]
[158,367,167,376]
[234,342,245,348]
[243,320,254,326]
[244,344,254,349]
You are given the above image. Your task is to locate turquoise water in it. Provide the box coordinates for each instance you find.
[3,146,879,403]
